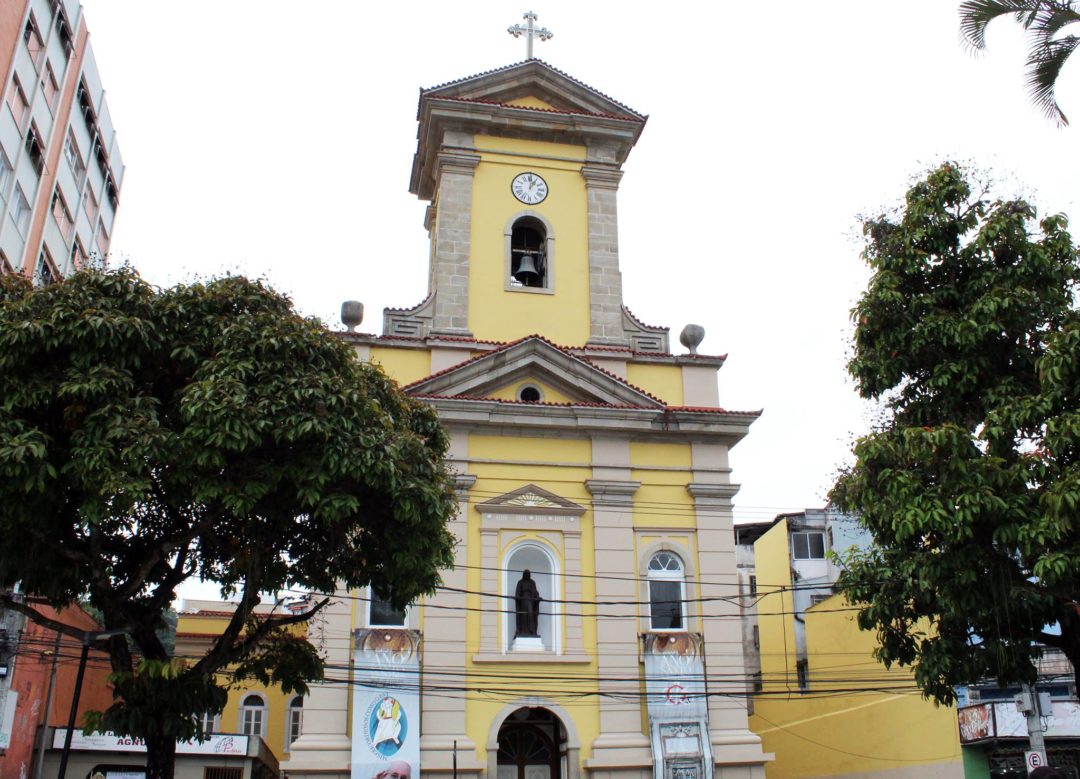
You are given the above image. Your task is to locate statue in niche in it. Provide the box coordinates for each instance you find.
[514,569,542,638]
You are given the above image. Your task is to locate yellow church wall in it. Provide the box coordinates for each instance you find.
[462,431,600,763]
[467,135,591,345]
[503,96,557,110]
[626,363,684,406]
[629,442,694,529]
[750,523,962,779]
[368,346,433,385]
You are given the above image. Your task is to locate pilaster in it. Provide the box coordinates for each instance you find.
[431,150,480,337]
[685,483,771,769]
[280,585,354,776]
[581,165,629,348]
[420,470,480,772]
[586,470,652,764]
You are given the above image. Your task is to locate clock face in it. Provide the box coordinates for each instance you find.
[511,172,548,205]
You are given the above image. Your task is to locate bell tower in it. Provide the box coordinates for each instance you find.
[383,60,670,352]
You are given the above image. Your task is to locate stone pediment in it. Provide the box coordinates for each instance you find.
[403,336,665,408]
[421,60,645,120]
[476,484,585,516]
[410,61,647,199]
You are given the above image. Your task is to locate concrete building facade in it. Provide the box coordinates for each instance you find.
[0,0,122,283]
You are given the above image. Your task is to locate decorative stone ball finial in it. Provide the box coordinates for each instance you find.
[341,301,364,333]
[679,324,705,355]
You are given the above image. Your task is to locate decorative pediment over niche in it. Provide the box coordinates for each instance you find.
[477,484,585,516]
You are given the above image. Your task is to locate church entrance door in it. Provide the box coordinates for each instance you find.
[496,707,566,779]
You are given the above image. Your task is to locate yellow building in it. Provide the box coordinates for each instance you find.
[749,512,963,779]
[176,599,307,763]
[276,59,769,779]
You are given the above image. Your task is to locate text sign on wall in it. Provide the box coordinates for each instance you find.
[351,629,422,779]
[52,730,248,755]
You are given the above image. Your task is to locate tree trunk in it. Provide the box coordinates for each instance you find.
[145,733,177,779]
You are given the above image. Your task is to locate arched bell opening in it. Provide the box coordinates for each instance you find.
[496,707,568,779]
[509,215,549,288]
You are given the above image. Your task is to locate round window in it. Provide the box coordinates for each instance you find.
[518,385,542,403]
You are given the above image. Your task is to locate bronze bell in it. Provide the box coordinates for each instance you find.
[514,254,541,285]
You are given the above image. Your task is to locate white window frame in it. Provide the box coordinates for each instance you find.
[791,531,826,561]
[285,696,303,752]
[367,587,407,628]
[239,693,267,738]
[647,551,687,631]
[198,710,220,735]
[12,184,31,235]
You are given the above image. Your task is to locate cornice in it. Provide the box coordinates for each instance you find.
[580,165,624,191]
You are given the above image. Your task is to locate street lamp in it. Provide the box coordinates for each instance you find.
[57,628,130,779]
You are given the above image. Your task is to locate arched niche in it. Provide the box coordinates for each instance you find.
[504,541,559,653]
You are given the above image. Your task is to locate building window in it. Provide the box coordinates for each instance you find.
[797,658,810,691]
[25,124,44,175]
[82,185,98,222]
[66,130,85,182]
[517,384,543,402]
[198,710,220,736]
[648,551,686,631]
[12,185,31,235]
[54,10,73,59]
[749,574,757,596]
[35,249,56,286]
[285,696,303,752]
[7,76,29,130]
[368,588,406,627]
[96,218,109,258]
[791,531,826,560]
[70,237,86,270]
[239,693,267,738]
[41,64,59,111]
[52,189,73,239]
[0,149,12,196]
[809,592,831,606]
[204,769,242,779]
[0,251,11,273]
[752,624,760,650]
[24,14,44,66]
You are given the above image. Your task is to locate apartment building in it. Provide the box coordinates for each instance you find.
[0,0,122,283]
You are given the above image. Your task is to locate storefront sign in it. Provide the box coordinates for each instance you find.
[351,629,422,779]
[52,730,248,755]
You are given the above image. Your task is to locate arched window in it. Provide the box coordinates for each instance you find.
[285,695,303,752]
[239,693,267,738]
[648,551,686,630]
[507,215,551,290]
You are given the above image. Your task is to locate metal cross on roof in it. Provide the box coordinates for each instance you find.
[507,11,553,60]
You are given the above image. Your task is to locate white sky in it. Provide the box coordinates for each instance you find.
[81,1,1079,527]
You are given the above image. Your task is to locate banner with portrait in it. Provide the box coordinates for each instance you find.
[351,629,422,779]
[642,633,713,779]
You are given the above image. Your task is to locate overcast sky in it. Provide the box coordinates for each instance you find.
[81,1,1079,526]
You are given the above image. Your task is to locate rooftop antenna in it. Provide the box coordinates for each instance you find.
[508,11,553,60]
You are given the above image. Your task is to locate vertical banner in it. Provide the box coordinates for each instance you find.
[351,629,422,779]
[642,633,712,779]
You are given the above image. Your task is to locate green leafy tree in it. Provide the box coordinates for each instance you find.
[832,163,1080,703]
[0,269,457,778]
[959,0,1080,125]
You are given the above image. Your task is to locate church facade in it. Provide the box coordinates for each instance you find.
[283,60,769,779]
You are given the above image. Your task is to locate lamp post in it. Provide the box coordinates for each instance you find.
[57,628,130,779]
